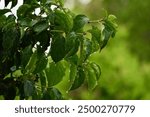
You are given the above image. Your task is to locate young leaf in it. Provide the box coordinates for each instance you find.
[50,34,66,62]
[58,0,65,7]
[100,14,118,50]
[86,65,98,91]
[90,62,101,80]
[72,15,89,32]
[88,26,101,44]
[45,62,65,87]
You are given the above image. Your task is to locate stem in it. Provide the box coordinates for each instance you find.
[88,19,104,23]
[50,30,64,33]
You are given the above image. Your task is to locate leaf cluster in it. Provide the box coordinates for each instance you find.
[0,0,117,99]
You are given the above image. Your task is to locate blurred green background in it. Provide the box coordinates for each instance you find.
[56,0,150,100]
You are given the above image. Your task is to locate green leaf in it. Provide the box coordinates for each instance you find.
[90,62,101,80]
[100,26,113,50]
[17,4,39,19]
[20,29,34,48]
[48,87,63,100]
[42,88,51,100]
[50,34,66,62]
[25,51,38,73]
[0,15,6,27]
[19,27,25,39]
[39,71,47,92]
[65,32,80,57]
[0,9,11,16]
[19,18,39,27]
[58,0,64,7]
[69,67,85,91]
[33,20,49,34]
[42,87,63,100]
[45,62,65,87]
[2,26,19,51]
[24,0,38,4]
[17,4,31,18]
[35,31,50,51]
[86,64,98,91]
[24,80,34,97]
[34,54,48,73]
[69,63,77,83]
[100,14,117,50]
[72,15,89,32]
[108,15,117,22]
[88,26,101,44]
[66,54,79,65]
[54,10,73,33]
[21,45,33,68]
[84,39,92,60]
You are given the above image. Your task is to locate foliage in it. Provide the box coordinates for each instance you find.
[0,0,117,100]
[67,0,150,100]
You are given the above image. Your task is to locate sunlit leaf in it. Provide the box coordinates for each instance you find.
[45,62,65,87]
[90,62,101,80]
[86,64,98,91]
[88,26,102,46]
[25,51,38,73]
[69,63,77,82]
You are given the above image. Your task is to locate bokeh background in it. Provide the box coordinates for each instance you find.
[56,0,150,100]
